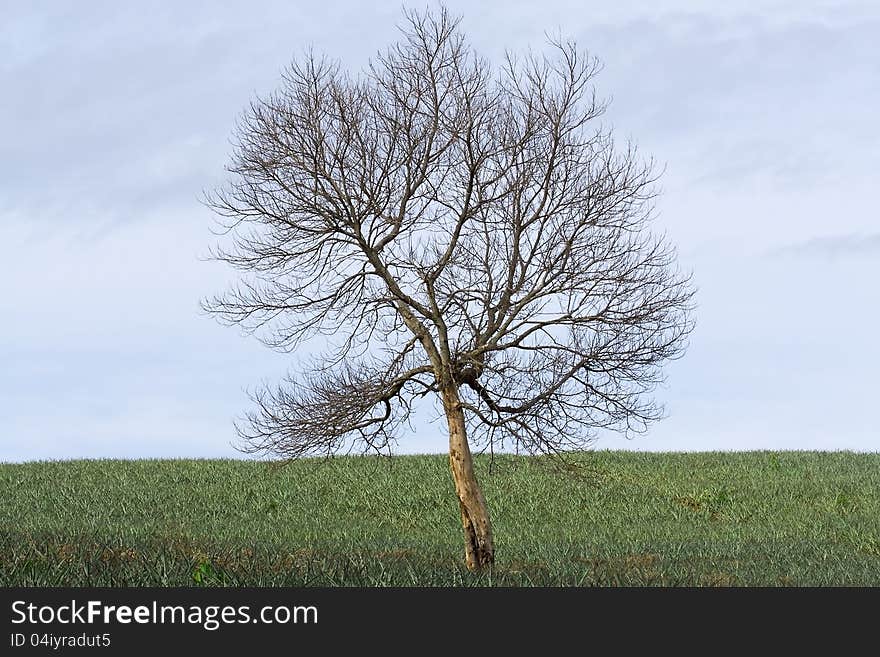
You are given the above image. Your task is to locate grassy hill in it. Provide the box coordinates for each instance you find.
[2,451,878,586]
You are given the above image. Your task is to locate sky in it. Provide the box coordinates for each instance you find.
[2,0,878,461]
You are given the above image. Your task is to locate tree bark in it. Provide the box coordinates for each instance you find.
[441,384,494,571]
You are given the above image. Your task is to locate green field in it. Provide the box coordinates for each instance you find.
[2,452,878,586]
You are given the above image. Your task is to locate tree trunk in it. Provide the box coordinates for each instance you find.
[441,384,494,571]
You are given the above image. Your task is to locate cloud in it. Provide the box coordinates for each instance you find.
[574,14,880,193]
[768,233,880,259]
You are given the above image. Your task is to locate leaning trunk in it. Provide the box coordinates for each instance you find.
[441,384,494,571]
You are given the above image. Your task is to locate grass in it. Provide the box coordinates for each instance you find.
[1,451,878,586]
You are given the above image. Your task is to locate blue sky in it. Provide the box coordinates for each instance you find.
[2,1,878,461]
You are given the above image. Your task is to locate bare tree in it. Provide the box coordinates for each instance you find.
[204,7,694,571]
